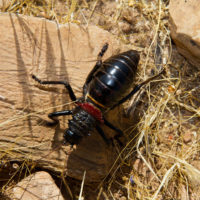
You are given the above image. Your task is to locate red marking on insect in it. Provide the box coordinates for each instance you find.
[77,102,104,123]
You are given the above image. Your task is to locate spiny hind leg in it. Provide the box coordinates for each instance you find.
[83,43,109,94]
[32,75,76,101]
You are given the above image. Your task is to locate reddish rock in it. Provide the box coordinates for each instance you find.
[0,0,9,8]
[11,171,64,200]
[169,0,200,68]
[0,13,132,182]
[183,131,192,143]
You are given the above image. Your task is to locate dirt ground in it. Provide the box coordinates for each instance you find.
[0,0,200,199]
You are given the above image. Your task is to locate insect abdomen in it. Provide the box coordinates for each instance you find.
[88,50,140,108]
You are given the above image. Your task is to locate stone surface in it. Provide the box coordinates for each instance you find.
[0,13,133,182]
[11,171,64,200]
[0,0,9,8]
[183,131,192,143]
[169,0,200,68]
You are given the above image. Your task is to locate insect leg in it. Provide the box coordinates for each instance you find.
[83,43,108,94]
[48,110,73,125]
[32,75,76,101]
[96,124,111,145]
[97,42,109,60]
[110,69,165,110]
[104,118,123,146]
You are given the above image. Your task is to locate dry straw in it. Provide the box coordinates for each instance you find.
[1,0,200,199]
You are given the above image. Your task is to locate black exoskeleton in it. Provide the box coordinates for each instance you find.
[32,43,164,146]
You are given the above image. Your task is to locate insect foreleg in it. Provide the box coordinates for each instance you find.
[96,125,111,145]
[48,110,73,125]
[104,118,123,146]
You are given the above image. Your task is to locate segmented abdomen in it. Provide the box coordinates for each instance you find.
[88,50,140,108]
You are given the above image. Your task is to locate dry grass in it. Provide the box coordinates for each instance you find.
[1,0,200,199]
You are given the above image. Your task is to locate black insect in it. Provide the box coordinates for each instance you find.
[32,43,163,146]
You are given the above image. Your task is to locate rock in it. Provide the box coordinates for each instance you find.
[0,13,133,182]
[183,131,192,143]
[0,0,9,8]
[118,21,132,34]
[169,0,200,68]
[10,171,64,200]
